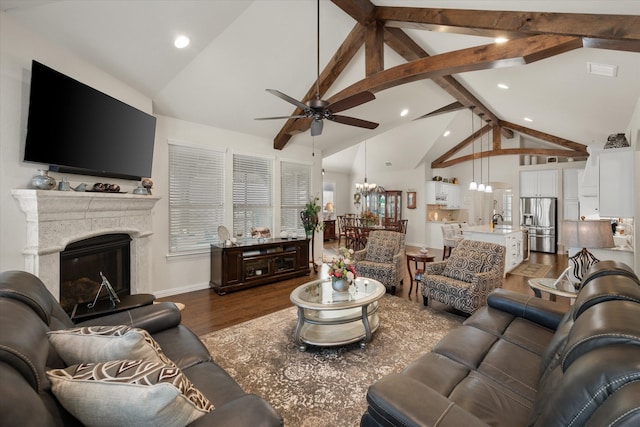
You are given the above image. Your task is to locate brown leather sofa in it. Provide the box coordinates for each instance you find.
[0,270,283,427]
[361,261,640,426]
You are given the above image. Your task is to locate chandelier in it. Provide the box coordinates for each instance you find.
[355,140,379,196]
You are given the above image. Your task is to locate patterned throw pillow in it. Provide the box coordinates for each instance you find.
[364,236,399,263]
[47,360,213,427]
[48,325,174,367]
[442,245,488,282]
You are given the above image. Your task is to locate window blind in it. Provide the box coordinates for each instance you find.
[280,161,311,235]
[169,143,225,253]
[233,154,273,237]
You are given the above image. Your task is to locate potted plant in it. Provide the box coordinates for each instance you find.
[300,196,323,238]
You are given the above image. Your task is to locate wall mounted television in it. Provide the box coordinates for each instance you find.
[24,60,156,181]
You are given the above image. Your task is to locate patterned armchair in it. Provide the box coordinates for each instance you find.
[421,239,505,314]
[353,230,405,294]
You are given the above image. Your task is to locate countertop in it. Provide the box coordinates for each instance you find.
[464,225,525,235]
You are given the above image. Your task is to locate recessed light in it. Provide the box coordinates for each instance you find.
[494,37,509,44]
[443,130,451,137]
[524,117,533,122]
[497,83,509,90]
[400,108,409,117]
[174,35,190,49]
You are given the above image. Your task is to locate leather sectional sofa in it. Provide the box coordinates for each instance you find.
[0,270,283,427]
[362,261,640,426]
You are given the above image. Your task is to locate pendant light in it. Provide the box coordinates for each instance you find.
[468,108,477,190]
[485,123,493,193]
[477,116,485,192]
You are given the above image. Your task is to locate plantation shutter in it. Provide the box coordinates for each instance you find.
[280,161,311,235]
[233,154,273,237]
[168,143,225,253]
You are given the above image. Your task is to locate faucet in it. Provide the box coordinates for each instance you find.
[492,213,504,226]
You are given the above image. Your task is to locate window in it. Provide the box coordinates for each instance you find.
[233,154,273,237]
[168,142,225,253]
[281,161,311,234]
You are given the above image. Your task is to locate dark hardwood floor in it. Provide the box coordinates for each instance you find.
[158,240,569,336]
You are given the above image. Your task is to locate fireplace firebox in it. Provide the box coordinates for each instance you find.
[60,233,131,314]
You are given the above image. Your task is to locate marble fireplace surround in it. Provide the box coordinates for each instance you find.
[12,190,160,301]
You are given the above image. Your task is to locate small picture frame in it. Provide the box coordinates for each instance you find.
[407,191,416,209]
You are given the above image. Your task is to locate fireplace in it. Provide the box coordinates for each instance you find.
[60,233,132,313]
[12,190,160,302]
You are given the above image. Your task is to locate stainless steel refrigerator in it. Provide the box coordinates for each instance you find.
[520,197,557,254]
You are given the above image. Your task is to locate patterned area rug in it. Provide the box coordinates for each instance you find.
[200,295,463,426]
[509,262,552,278]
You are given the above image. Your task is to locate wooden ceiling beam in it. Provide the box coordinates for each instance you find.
[413,102,465,120]
[278,34,580,145]
[323,35,582,108]
[384,26,513,138]
[365,20,385,75]
[273,23,365,150]
[435,148,588,169]
[499,120,588,153]
[331,0,376,25]
[377,8,640,43]
[432,125,491,168]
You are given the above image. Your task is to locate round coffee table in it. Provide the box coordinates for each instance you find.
[290,277,385,351]
[528,277,578,302]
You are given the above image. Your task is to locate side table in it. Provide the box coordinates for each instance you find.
[406,251,435,294]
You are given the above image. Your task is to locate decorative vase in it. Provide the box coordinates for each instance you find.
[331,277,351,292]
[30,169,56,190]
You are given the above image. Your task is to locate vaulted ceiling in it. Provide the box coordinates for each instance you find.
[2,0,639,173]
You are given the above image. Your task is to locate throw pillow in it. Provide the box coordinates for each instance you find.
[364,236,398,263]
[47,360,213,427]
[48,325,174,367]
[442,245,488,282]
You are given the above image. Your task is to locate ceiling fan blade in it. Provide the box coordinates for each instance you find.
[330,115,379,130]
[326,91,375,114]
[265,89,309,111]
[254,115,307,120]
[310,119,323,136]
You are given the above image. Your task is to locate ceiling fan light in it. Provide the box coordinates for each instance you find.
[469,181,477,191]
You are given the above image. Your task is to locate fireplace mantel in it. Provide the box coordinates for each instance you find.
[12,189,160,300]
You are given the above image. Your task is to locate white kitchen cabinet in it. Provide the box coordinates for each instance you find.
[426,181,461,208]
[563,169,582,220]
[520,170,558,197]
[426,181,445,205]
[599,148,634,218]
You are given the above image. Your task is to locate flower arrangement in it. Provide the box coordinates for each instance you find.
[360,209,378,225]
[327,247,356,283]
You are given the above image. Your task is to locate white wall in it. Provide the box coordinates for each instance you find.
[1,12,152,271]
[0,12,322,297]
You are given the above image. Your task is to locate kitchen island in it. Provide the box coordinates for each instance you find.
[463,225,525,274]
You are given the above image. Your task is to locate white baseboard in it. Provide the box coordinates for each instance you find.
[152,281,210,298]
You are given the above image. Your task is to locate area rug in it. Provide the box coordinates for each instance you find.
[509,262,552,278]
[199,295,463,427]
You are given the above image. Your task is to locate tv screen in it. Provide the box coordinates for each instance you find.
[24,60,156,181]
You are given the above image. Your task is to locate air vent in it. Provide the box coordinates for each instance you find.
[587,62,618,77]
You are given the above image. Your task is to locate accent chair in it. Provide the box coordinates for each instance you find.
[353,230,405,294]
[421,239,505,314]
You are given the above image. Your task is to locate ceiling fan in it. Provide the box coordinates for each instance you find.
[255,0,379,137]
